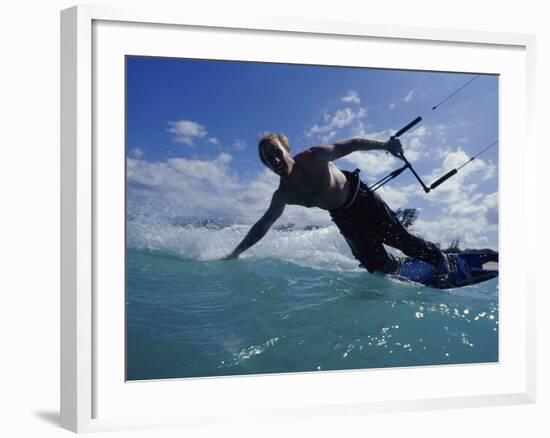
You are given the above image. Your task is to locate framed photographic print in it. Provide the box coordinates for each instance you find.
[61,5,536,433]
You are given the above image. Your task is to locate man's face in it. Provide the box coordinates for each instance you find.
[262,140,293,176]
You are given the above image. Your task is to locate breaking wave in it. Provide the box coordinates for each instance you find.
[127,212,361,272]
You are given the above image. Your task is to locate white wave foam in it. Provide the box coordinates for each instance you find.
[219,337,282,369]
[127,213,361,272]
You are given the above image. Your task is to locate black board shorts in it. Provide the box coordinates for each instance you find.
[329,169,444,274]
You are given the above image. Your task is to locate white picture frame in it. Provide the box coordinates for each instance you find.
[60,4,536,433]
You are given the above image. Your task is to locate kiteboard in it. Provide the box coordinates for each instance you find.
[390,251,498,289]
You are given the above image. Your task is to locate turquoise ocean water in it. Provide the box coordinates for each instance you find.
[126,219,498,381]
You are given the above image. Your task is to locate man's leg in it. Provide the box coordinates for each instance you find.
[343,235,398,273]
[382,221,445,267]
[365,189,446,268]
[330,202,397,273]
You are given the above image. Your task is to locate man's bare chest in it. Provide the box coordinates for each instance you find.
[284,170,344,209]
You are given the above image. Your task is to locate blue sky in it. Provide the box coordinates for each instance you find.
[126,56,498,250]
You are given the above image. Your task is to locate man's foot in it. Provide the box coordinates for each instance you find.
[377,255,402,274]
[435,254,454,278]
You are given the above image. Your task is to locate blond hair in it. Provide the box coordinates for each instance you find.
[258,133,290,167]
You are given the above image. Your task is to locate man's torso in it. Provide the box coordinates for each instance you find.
[278,148,350,210]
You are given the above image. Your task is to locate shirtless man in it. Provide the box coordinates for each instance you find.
[223,133,448,274]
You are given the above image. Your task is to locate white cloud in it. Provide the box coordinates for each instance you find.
[167,120,208,145]
[127,153,238,195]
[446,194,486,217]
[375,185,410,209]
[401,125,428,161]
[166,153,236,188]
[389,102,396,110]
[208,137,220,145]
[131,147,144,158]
[482,192,498,225]
[408,191,498,249]
[349,121,367,137]
[320,131,337,143]
[341,150,397,176]
[402,88,416,103]
[305,107,367,141]
[341,90,361,104]
[434,146,452,159]
[127,154,332,227]
[440,148,491,178]
[481,160,496,180]
[411,214,496,250]
[232,138,247,151]
[431,124,448,145]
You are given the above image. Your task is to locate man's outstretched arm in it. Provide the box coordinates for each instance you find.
[311,137,404,162]
[222,190,286,260]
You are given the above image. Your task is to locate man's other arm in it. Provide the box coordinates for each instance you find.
[309,137,403,162]
[223,190,286,259]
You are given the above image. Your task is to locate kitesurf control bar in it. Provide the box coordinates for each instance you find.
[396,151,431,193]
[429,169,457,190]
[371,133,498,193]
[393,116,422,138]
[369,116,427,192]
[368,75,497,194]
